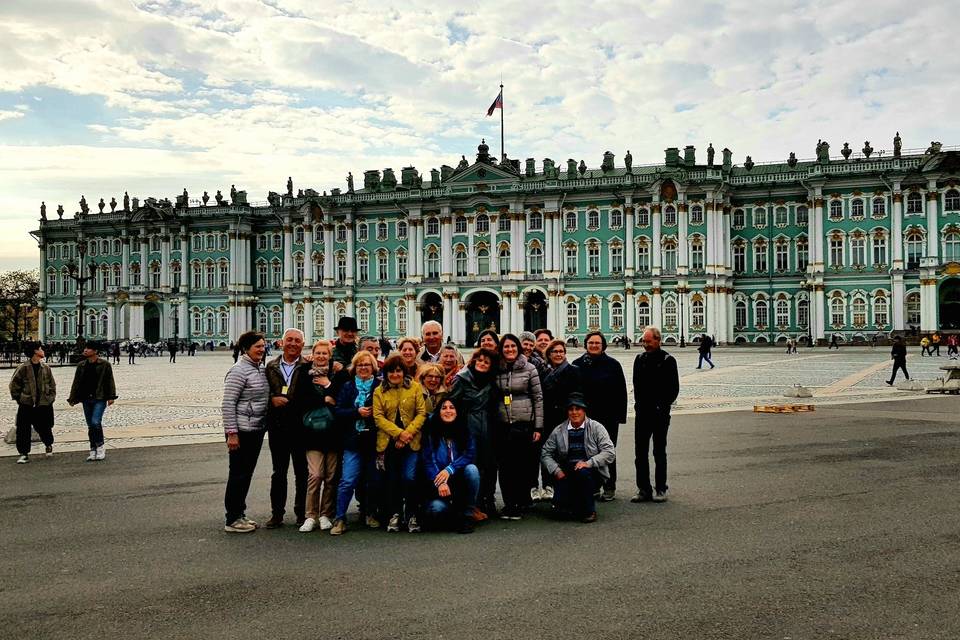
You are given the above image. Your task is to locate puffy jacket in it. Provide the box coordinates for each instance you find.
[494,354,544,432]
[221,355,270,434]
[373,378,427,452]
[9,361,57,407]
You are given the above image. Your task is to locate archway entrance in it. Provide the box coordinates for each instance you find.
[523,290,548,332]
[465,291,501,347]
[420,292,443,328]
[144,302,161,343]
[939,278,960,330]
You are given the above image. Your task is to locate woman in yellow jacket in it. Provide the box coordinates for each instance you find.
[374,353,427,533]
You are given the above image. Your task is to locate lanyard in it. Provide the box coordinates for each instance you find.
[279,361,296,387]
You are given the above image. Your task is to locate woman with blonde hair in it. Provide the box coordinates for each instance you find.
[417,363,447,414]
[396,336,421,377]
[374,354,427,533]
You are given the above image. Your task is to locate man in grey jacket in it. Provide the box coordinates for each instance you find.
[9,342,56,464]
[541,392,616,523]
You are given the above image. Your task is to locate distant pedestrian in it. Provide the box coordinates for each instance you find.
[221,331,269,533]
[886,336,909,386]
[231,342,240,363]
[947,334,959,359]
[127,342,136,365]
[168,340,177,363]
[931,332,942,356]
[631,326,679,503]
[920,336,930,356]
[9,342,56,464]
[829,334,840,350]
[67,341,117,462]
[696,334,715,369]
[110,342,120,364]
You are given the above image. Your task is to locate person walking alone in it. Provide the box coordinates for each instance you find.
[696,334,715,369]
[886,336,910,386]
[631,326,679,503]
[67,342,117,462]
[9,342,56,464]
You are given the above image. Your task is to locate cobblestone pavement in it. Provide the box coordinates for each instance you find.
[2,347,952,456]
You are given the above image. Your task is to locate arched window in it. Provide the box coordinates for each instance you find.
[775,239,789,272]
[753,207,766,227]
[335,224,346,243]
[587,244,600,275]
[637,208,650,227]
[218,309,228,335]
[662,240,677,274]
[850,235,866,267]
[454,216,467,234]
[294,253,304,285]
[637,241,651,273]
[205,260,216,290]
[377,251,388,281]
[112,239,122,255]
[170,262,180,289]
[733,208,745,227]
[663,299,677,329]
[872,198,886,217]
[256,307,267,333]
[874,295,888,326]
[218,260,228,289]
[498,215,510,232]
[335,253,346,284]
[498,247,510,276]
[797,298,809,329]
[587,299,601,329]
[906,192,923,214]
[314,305,325,338]
[829,235,844,268]
[396,302,407,335]
[357,253,369,283]
[830,200,843,220]
[150,261,162,289]
[205,309,216,334]
[690,205,703,226]
[872,233,888,265]
[46,269,57,296]
[426,249,440,279]
[905,231,924,269]
[564,210,577,232]
[944,232,960,262]
[564,245,577,275]
[691,298,705,328]
[61,313,71,337]
[455,248,467,277]
[637,300,651,328]
[356,223,367,243]
[733,242,746,273]
[47,314,56,337]
[566,301,578,331]
[754,239,768,272]
[477,248,490,276]
[256,261,268,289]
[358,305,370,333]
[755,299,769,328]
[611,300,624,330]
[294,226,304,244]
[797,237,809,271]
[314,253,325,281]
[587,209,600,229]
[426,217,440,236]
[100,264,110,291]
[906,292,921,325]
[775,206,788,226]
[851,199,865,219]
[851,296,867,327]
[945,189,960,211]
[397,220,409,239]
[205,234,215,252]
[529,210,543,231]
[475,214,489,234]
[528,245,543,275]
[271,259,282,288]
[664,206,677,226]
[192,235,203,252]
[610,244,623,274]
[690,238,704,271]
[377,221,388,240]
[830,296,845,327]
[270,308,282,337]
[775,298,789,328]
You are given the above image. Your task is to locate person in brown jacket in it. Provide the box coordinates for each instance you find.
[9,342,56,464]
[67,341,117,462]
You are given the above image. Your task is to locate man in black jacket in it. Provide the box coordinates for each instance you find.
[572,331,627,501]
[631,326,679,503]
[886,336,909,386]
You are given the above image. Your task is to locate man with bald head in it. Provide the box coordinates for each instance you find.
[264,328,309,528]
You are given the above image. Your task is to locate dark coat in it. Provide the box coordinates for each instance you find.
[332,377,380,452]
[68,358,117,404]
[264,355,307,430]
[446,367,495,473]
[632,348,680,419]
[571,352,627,428]
[541,361,582,433]
[291,364,339,452]
[891,342,907,363]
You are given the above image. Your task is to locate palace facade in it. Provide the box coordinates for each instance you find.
[33,138,960,346]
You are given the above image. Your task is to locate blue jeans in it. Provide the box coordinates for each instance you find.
[380,446,418,521]
[82,400,107,448]
[697,353,714,368]
[335,448,377,521]
[424,464,480,522]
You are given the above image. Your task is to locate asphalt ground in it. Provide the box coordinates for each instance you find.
[2,396,959,639]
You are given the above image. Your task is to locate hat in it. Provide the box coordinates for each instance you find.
[566,392,588,409]
[336,316,359,332]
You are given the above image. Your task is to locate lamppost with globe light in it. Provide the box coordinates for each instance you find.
[65,240,96,355]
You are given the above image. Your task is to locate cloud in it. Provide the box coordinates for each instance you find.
[0,109,25,122]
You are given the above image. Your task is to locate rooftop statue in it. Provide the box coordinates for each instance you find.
[893,132,902,158]
[98,198,105,213]
[287,176,293,196]
[297,189,303,197]
[787,152,797,168]
[110,197,117,212]
[80,195,89,214]
[476,138,491,164]
[926,141,942,154]
[601,150,615,173]
[457,155,469,171]
[40,202,46,220]
[744,155,754,170]
[578,159,587,176]
[567,159,577,179]
[123,191,129,211]
[862,141,873,158]
[841,142,852,160]
[707,143,715,167]
[230,184,237,203]
[132,197,139,210]
[624,150,632,172]
[202,191,210,206]
[57,204,64,219]
[215,190,224,205]
[347,171,354,193]
[816,140,830,163]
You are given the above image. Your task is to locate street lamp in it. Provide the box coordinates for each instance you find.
[802,280,814,347]
[678,285,687,348]
[19,302,30,342]
[66,240,96,355]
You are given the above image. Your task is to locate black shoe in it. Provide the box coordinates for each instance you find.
[886,380,893,386]
[457,518,475,534]
[264,515,284,529]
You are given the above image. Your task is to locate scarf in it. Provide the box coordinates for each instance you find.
[543,359,569,392]
[353,376,374,433]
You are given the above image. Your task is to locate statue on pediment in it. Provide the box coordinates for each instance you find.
[567,159,577,179]
[816,140,830,163]
[744,156,754,171]
[267,191,281,207]
[132,197,139,210]
[862,141,873,158]
[841,143,852,160]
[110,197,117,212]
[297,188,303,197]
[893,132,902,158]
[230,184,237,203]
[457,155,469,171]
[80,195,89,214]
[624,150,633,172]
[40,202,46,220]
[926,141,942,154]
[476,139,491,164]
[707,143,715,167]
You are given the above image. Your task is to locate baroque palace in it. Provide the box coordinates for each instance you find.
[32,136,960,347]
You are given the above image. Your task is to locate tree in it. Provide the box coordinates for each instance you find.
[0,269,40,341]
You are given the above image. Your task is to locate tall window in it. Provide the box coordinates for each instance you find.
[637,243,650,273]
[271,260,282,288]
[829,237,844,268]
[315,254,324,281]
[587,245,600,275]
[477,248,489,276]
[663,241,677,274]
[528,211,543,231]
[498,215,511,232]
[637,208,650,226]
[205,261,215,290]
[851,296,867,326]
[528,246,544,275]
[663,299,677,329]
[797,299,809,329]
[874,295,888,326]
[945,189,960,211]
[377,252,388,281]
[218,261,228,289]
[427,217,440,236]
[609,209,622,229]
[755,299,769,327]
[611,301,623,330]
[587,300,601,329]
[455,249,467,277]
[733,243,746,273]
[753,207,766,227]
[397,303,407,335]
[691,298,705,328]
[47,270,57,295]
[271,308,282,337]
[664,206,677,226]
[565,246,577,275]
[335,224,346,243]
[906,292,921,325]
[587,209,600,229]
[170,262,180,289]
[851,199,864,219]
[872,198,886,218]
[498,247,510,276]
[475,215,489,234]
[775,241,789,271]
[272,234,282,251]
[775,299,789,328]
[754,240,768,272]
[566,302,578,331]
[830,200,843,220]
[797,238,809,271]
[377,221,388,240]
[356,223,368,243]
[257,261,267,289]
[850,236,866,267]
[397,253,407,280]
[944,232,960,262]
[775,207,788,226]
[797,206,809,226]
[257,235,268,251]
[397,220,409,239]
[150,262,161,289]
[830,296,845,326]
[690,239,704,272]
[295,226,304,244]
[733,209,745,228]
[191,262,201,289]
[100,264,109,291]
[564,210,577,231]
[906,192,923,214]
[314,306,324,337]
[358,305,369,333]
[455,216,467,234]
[906,232,923,269]
[358,254,369,283]
[610,245,623,274]
[426,250,440,278]
[690,205,703,225]
[637,301,651,328]
[873,235,888,265]
[336,253,346,284]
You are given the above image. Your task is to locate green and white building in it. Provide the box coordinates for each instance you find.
[33,138,960,346]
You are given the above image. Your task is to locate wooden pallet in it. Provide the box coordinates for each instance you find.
[753,404,816,413]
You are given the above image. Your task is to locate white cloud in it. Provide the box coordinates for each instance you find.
[0,109,25,122]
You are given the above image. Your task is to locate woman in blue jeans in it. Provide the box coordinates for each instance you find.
[329,350,381,536]
[420,398,479,534]
[67,342,117,462]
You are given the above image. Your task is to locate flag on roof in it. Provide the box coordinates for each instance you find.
[486,90,503,116]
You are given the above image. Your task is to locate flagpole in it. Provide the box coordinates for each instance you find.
[499,82,505,162]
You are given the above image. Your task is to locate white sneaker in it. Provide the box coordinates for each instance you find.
[85,450,97,462]
[95,446,106,461]
[16,455,29,464]
[299,517,317,532]
[319,516,333,531]
[530,487,542,502]
[542,486,555,500]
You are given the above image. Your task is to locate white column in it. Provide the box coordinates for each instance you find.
[441,209,453,281]
[405,295,416,330]
[283,217,294,287]
[450,294,462,345]
[106,301,115,340]
[161,232,171,289]
[304,298,314,342]
[323,224,334,287]
[139,234,149,285]
[304,221,314,285]
[892,190,904,268]
[926,185,939,260]
[324,297,335,338]
[179,298,188,340]
[811,196,824,269]
[626,287,636,341]
[652,202,662,276]
[678,200,689,272]
[548,289,559,336]
[467,217,476,275]
[228,231,238,288]
[544,212,554,273]
[652,289,663,328]
[501,293,511,334]
[921,279,938,331]
[284,297,294,329]
[179,231,189,289]
[415,221,424,279]
[442,293,453,331]
[892,273,905,330]
[345,215,355,285]
[121,236,130,288]
[515,210,527,279]
[625,201,635,275]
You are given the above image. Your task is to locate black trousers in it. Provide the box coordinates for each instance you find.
[224,430,265,525]
[496,422,533,510]
[267,427,308,521]
[635,414,670,494]
[599,420,620,491]
[554,465,603,518]
[889,361,909,383]
[15,404,54,456]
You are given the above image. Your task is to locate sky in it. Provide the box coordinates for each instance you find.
[2,0,959,270]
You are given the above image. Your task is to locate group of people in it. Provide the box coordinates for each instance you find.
[920,332,958,358]
[8,341,118,464]
[221,317,680,536]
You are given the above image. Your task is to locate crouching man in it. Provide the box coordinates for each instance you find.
[540,392,616,523]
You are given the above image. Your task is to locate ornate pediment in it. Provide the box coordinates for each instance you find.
[130,199,174,223]
[445,162,519,184]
